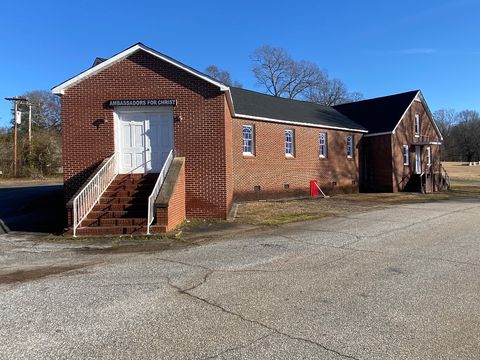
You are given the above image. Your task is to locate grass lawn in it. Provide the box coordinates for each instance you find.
[236,162,480,226]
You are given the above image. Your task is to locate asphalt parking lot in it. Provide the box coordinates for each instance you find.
[1,198,480,359]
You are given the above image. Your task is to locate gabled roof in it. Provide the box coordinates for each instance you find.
[91,57,107,67]
[333,90,419,134]
[230,87,368,132]
[52,43,229,94]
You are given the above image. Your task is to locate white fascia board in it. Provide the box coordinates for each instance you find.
[364,131,393,138]
[234,113,368,133]
[225,89,236,117]
[52,43,229,95]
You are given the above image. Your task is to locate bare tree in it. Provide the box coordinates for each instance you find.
[20,90,61,132]
[205,65,242,88]
[451,110,480,162]
[434,109,456,160]
[252,45,362,104]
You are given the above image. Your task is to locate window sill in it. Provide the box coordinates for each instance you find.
[347,156,354,160]
[414,134,420,138]
[243,153,255,159]
[285,154,295,159]
[319,156,327,160]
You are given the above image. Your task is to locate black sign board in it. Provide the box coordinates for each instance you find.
[108,99,177,107]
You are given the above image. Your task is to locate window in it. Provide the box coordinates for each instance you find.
[319,133,327,158]
[285,129,294,156]
[242,125,254,155]
[346,135,354,158]
[402,145,409,165]
[426,146,431,165]
[415,114,420,136]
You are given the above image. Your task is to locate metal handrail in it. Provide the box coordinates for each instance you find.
[72,153,117,237]
[147,149,174,234]
[420,164,433,193]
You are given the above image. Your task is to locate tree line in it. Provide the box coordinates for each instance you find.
[0,90,62,177]
[434,109,480,162]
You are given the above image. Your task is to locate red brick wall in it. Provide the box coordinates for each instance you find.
[392,100,441,191]
[61,50,230,219]
[224,98,234,212]
[362,135,393,192]
[156,160,186,231]
[232,118,362,200]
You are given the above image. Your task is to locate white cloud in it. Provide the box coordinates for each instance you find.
[393,48,438,55]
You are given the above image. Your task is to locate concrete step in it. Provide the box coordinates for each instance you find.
[75,224,167,236]
[82,217,148,227]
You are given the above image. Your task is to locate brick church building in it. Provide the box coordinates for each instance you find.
[52,43,445,236]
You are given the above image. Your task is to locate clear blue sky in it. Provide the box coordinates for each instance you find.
[1,0,479,126]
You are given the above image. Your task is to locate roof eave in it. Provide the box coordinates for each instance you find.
[234,113,368,133]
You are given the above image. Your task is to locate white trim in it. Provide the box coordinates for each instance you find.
[402,144,410,166]
[284,129,295,156]
[242,125,254,156]
[363,131,393,137]
[52,43,229,94]
[426,146,432,166]
[346,135,354,159]
[414,113,421,135]
[234,113,368,133]
[319,132,327,158]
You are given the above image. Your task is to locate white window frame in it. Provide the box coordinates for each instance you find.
[319,132,327,158]
[346,135,354,159]
[285,129,294,157]
[402,145,409,165]
[426,146,431,165]
[242,125,254,156]
[414,114,420,136]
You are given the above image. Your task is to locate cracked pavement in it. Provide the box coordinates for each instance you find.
[1,198,480,359]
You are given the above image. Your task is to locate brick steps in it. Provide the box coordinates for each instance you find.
[76,173,160,236]
[73,225,167,236]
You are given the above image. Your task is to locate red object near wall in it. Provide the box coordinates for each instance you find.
[310,179,319,197]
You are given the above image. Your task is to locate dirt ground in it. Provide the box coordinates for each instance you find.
[0,175,63,187]
[236,162,480,225]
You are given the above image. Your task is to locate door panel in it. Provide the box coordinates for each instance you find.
[146,113,174,172]
[119,113,146,174]
[118,110,174,174]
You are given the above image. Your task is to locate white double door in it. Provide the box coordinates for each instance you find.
[117,110,173,174]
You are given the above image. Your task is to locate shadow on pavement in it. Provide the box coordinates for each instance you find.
[0,185,64,234]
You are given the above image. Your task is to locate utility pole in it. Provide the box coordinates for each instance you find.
[5,96,29,177]
[28,103,32,145]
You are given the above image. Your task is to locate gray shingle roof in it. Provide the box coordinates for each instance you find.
[333,90,419,133]
[230,87,367,132]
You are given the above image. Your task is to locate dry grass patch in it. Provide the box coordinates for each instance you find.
[235,197,379,225]
[443,161,480,182]
[236,170,480,226]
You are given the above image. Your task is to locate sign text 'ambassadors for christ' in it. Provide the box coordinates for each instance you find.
[108,99,177,107]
